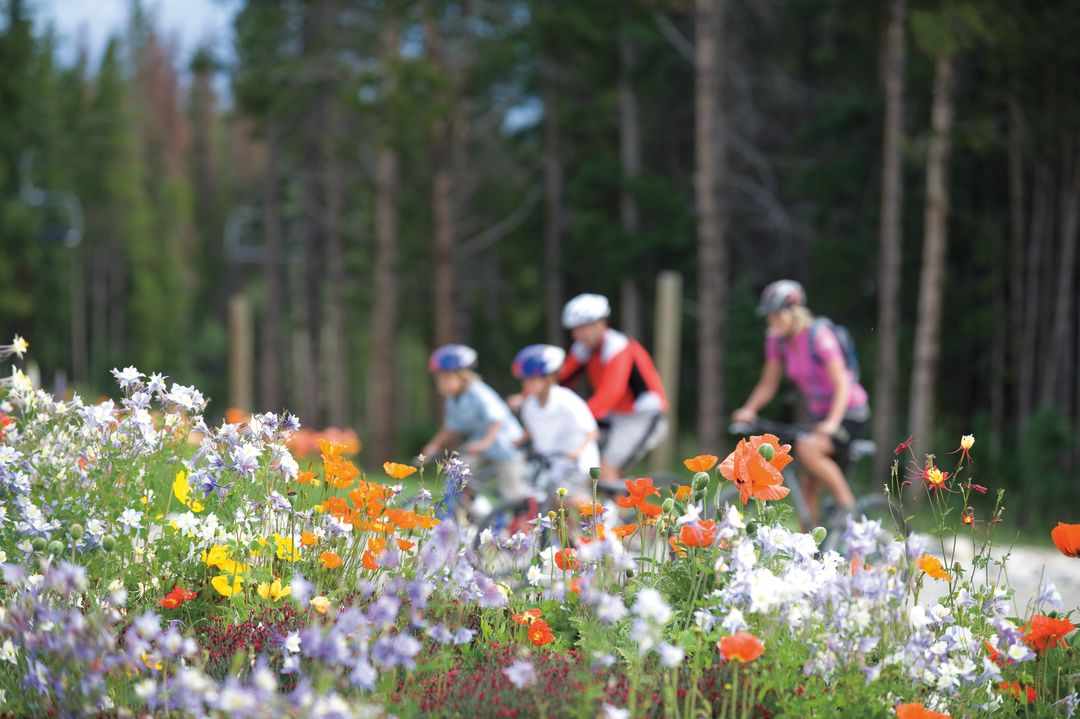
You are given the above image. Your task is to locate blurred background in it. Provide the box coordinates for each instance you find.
[1,0,1078,522]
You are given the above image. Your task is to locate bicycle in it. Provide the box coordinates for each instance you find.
[719,418,888,554]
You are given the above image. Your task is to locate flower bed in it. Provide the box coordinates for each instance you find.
[0,338,1077,718]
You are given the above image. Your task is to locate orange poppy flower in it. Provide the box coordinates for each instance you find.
[361,550,379,571]
[675,485,692,502]
[320,551,343,569]
[617,477,660,509]
[568,577,583,594]
[1022,614,1076,654]
[916,555,950,581]
[679,519,717,548]
[297,470,316,485]
[718,632,765,663]
[320,497,351,520]
[396,538,415,552]
[578,502,604,516]
[528,619,555,646]
[512,608,542,625]
[612,523,638,539]
[383,462,418,480]
[324,457,360,489]
[554,548,579,571]
[718,435,791,505]
[318,438,347,463]
[300,531,319,547]
[895,703,951,719]
[669,536,687,558]
[683,454,718,473]
[1051,522,1080,558]
[368,537,388,555]
[638,501,662,519]
[998,681,1037,704]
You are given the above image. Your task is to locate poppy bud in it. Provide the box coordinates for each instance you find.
[101,535,117,552]
[758,444,775,461]
[693,472,710,489]
[746,521,758,535]
[661,498,675,513]
[811,526,827,545]
[47,540,64,555]
[68,523,84,540]
[589,467,601,480]
[32,537,47,552]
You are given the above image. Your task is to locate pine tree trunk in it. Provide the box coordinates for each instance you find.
[872,0,906,481]
[1020,163,1047,435]
[426,5,461,347]
[619,25,643,341]
[543,60,565,346]
[908,53,954,452]
[695,0,728,450]
[1007,94,1027,442]
[368,7,402,463]
[260,129,283,412]
[1041,150,1080,411]
[323,98,348,427]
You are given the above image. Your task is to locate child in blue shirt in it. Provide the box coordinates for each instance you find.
[421,344,530,503]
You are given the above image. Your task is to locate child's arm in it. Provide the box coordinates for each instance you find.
[565,428,598,461]
[421,427,461,460]
[464,420,502,455]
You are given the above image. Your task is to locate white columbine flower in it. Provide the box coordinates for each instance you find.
[632,588,672,624]
[0,640,17,664]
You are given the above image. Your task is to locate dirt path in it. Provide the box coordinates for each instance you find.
[920,539,1080,612]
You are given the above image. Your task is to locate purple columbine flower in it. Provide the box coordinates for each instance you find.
[371,634,421,670]
[502,660,537,689]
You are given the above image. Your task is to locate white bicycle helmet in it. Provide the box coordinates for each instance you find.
[756,280,806,316]
[561,293,611,329]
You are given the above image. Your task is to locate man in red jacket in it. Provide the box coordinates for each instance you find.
[558,293,669,480]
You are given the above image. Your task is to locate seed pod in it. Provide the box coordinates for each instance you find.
[47,539,65,555]
[758,444,775,462]
[101,535,117,552]
[68,523,84,540]
[811,526,827,545]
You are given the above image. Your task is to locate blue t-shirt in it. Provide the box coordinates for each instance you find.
[444,380,523,461]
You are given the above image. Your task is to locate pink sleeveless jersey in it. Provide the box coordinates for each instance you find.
[765,326,869,419]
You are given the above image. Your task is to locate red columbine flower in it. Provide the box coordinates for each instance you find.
[718,632,765,663]
[894,436,914,455]
[916,460,950,493]
[961,508,975,526]
[967,482,987,494]
[1051,522,1080,558]
[1022,614,1076,654]
[527,619,554,646]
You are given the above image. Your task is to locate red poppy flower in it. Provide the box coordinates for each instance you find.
[679,520,717,548]
[718,632,765,663]
[1022,614,1076,654]
[617,477,660,510]
[998,681,1037,704]
[718,434,791,505]
[512,608,542,625]
[554,548,579,571]
[675,485,692,502]
[1051,522,1080,558]
[895,703,951,719]
[528,619,554,646]
[159,585,196,609]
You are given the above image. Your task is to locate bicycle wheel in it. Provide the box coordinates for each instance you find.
[471,499,544,578]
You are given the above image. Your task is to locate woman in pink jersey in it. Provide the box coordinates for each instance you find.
[732,280,870,524]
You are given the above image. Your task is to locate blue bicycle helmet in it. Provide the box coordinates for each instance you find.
[428,344,478,372]
[511,344,566,379]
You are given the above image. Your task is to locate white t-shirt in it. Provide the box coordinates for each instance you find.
[521,385,601,475]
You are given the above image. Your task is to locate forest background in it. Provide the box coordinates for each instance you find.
[2,0,1078,528]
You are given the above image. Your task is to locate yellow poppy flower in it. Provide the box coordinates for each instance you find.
[211,573,244,597]
[172,471,204,512]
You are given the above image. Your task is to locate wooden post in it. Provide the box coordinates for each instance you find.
[228,294,253,413]
[652,271,682,471]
